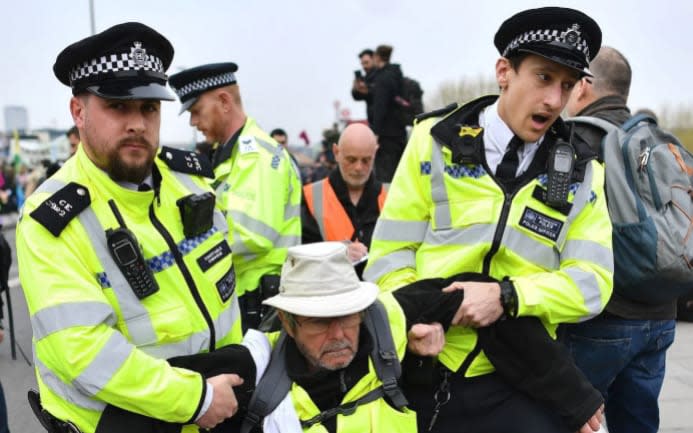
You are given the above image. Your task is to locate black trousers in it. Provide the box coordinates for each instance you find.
[375,135,406,183]
[404,370,571,433]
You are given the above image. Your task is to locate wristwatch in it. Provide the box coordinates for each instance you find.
[499,280,518,320]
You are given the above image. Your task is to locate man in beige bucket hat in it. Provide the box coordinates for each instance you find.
[89,241,603,433]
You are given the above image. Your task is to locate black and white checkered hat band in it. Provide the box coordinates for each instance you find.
[69,52,165,84]
[502,29,589,59]
[172,72,237,99]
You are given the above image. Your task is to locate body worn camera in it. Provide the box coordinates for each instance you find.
[546,138,575,207]
[106,227,159,299]
[177,192,215,238]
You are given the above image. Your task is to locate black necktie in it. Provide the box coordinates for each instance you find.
[496,135,523,180]
[137,183,152,192]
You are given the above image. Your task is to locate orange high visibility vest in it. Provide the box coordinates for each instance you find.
[303,178,387,241]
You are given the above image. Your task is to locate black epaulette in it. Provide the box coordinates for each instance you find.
[158,146,215,178]
[414,102,459,124]
[29,182,91,237]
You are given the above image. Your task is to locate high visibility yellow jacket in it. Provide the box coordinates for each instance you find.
[260,292,416,432]
[212,117,302,296]
[365,97,613,377]
[17,146,243,433]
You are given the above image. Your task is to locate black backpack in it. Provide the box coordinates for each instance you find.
[394,76,424,126]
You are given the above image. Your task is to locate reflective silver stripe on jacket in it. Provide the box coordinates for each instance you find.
[564,267,604,319]
[33,333,134,411]
[35,356,106,412]
[145,298,241,359]
[33,179,158,346]
[310,179,328,240]
[363,249,416,282]
[31,301,116,340]
[228,210,300,255]
[503,227,560,270]
[373,219,429,244]
[430,139,452,230]
[73,332,134,396]
[562,239,613,272]
[423,224,495,247]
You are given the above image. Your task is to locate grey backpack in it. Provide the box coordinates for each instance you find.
[569,114,693,304]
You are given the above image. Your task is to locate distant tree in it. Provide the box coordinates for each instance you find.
[657,103,693,130]
[426,75,498,110]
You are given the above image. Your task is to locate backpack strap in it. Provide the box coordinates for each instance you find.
[298,300,408,429]
[241,332,292,433]
[622,113,657,132]
[566,116,620,163]
[566,116,620,134]
[363,300,408,410]
[299,386,385,429]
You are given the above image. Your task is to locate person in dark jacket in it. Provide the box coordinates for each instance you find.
[370,45,407,183]
[561,46,676,433]
[301,123,386,279]
[351,49,376,125]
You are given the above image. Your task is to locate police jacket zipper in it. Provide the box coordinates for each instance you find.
[149,202,216,351]
[482,165,532,275]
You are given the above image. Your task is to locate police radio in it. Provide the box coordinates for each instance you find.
[106,200,159,299]
[546,135,575,208]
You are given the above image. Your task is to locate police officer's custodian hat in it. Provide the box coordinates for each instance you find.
[53,22,175,100]
[169,63,238,114]
[494,7,601,77]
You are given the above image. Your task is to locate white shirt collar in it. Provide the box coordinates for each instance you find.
[479,99,544,177]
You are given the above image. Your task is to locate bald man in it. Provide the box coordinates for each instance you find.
[301,123,387,278]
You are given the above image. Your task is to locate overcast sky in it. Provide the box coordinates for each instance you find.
[1,0,691,146]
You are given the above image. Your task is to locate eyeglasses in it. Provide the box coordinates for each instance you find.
[295,313,362,336]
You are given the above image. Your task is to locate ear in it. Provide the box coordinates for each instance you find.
[70,96,86,129]
[332,142,339,158]
[575,78,590,102]
[217,90,232,113]
[496,57,512,90]
[277,311,296,338]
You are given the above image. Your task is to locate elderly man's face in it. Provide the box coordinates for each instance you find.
[282,312,362,371]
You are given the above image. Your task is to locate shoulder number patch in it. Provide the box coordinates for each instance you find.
[159,146,214,178]
[238,136,258,154]
[30,182,91,237]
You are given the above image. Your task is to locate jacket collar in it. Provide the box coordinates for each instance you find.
[576,95,629,118]
[430,95,572,164]
[212,118,247,169]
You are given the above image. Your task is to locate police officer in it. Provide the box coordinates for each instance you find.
[17,23,244,433]
[169,63,302,330]
[365,7,612,433]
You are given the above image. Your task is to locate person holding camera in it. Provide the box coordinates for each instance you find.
[351,49,377,126]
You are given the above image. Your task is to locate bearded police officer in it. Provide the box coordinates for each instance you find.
[169,64,302,331]
[17,23,244,433]
[365,7,612,433]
